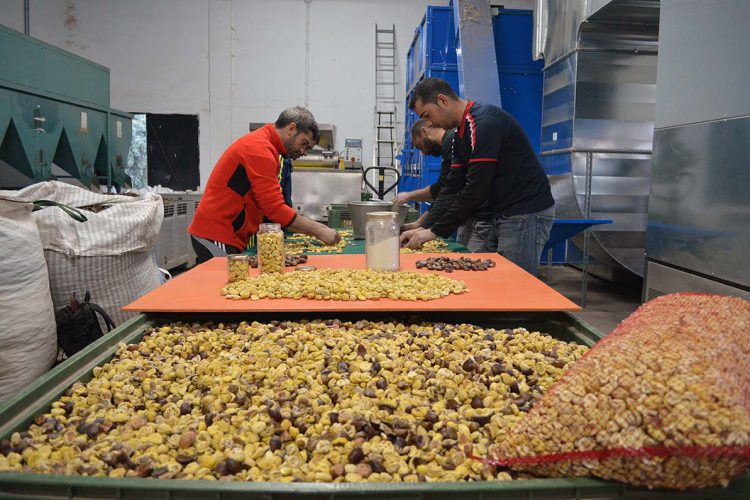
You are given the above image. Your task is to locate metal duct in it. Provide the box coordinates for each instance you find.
[539,0,659,279]
[453,0,502,107]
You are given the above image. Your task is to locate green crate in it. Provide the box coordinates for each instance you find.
[405,208,420,224]
[1,312,748,499]
[327,204,352,229]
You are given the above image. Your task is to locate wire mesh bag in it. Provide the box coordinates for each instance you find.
[490,293,750,489]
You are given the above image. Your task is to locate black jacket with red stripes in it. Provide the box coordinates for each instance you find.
[423,101,554,237]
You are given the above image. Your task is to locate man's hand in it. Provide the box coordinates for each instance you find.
[288,216,342,246]
[400,221,420,233]
[317,226,341,246]
[393,192,412,206]
[400,228,437,249]
[400,228,420,246]
[400,211,428,233]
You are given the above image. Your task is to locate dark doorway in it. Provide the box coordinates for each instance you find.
[147,114,199,190]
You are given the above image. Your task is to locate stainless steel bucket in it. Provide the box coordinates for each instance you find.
[348,201,409,239]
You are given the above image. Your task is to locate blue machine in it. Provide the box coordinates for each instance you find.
[399,5,544,211]
[492,9,544,156]
[401,6,459,204]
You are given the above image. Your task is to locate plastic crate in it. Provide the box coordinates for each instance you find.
[492,9,544,156]
[327,204,352,229]
[405,208,420,223]
[424,6,458,68]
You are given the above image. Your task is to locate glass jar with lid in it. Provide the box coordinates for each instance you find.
[226,254,250,283]
[365,211,400,272]
[257,223,284,274]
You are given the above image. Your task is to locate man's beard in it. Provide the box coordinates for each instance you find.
[423,137,442,157]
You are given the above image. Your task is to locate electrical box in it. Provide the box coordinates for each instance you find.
[343,137,363,168]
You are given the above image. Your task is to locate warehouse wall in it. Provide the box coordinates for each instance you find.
[0,0,24,31]
[0,0,447,188]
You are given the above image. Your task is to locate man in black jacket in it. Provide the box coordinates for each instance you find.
[394,119,455,231]
[400,78,554,275]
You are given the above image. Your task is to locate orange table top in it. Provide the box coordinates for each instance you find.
[124,254,579,313]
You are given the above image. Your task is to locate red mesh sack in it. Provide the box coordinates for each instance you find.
[490,293,750,489]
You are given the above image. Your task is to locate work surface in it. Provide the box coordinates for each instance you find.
[125,254,579,313]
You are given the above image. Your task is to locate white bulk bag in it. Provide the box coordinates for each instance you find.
[0,197,57,401]
[6,182,164,328]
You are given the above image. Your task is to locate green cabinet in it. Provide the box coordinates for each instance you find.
[0,24,129,190]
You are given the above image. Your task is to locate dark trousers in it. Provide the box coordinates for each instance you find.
[458,205,555,276]
[190,235,243,264]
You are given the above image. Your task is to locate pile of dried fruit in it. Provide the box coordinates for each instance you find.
[494,294,750,489]
[416,257,496,272]
[400,239,451,254]
[221,269,468,301]
[285,231,352,255]
[79,204,110,213]
[249,254,308,268]
[0,320,588,482]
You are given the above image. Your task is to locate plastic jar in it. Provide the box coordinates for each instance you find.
[365,212,400,271]
[257,223,284,274]
[226,254,250,282]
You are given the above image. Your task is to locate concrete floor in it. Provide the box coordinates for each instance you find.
[539,265,643,336]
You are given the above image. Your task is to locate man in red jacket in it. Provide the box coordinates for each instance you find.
[189,107,340,263]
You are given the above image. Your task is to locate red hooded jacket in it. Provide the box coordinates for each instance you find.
[189,124,297,249]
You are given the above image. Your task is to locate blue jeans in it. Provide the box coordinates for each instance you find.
[460,206,555,276]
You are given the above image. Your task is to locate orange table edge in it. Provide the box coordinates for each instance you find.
[124,254,580,314]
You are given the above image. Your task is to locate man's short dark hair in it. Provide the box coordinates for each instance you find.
[275,106,320,143]
[411,118,430,140]
[409,78,459,110]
